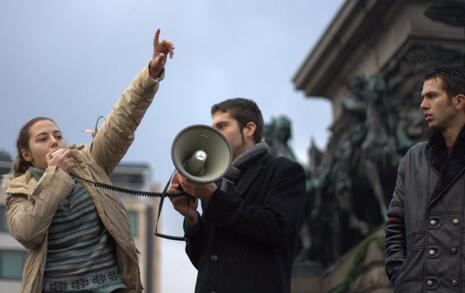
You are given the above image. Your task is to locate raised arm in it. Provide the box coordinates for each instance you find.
[90,29,175,174]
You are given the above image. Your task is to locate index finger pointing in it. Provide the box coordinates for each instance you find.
[153,28,160,49]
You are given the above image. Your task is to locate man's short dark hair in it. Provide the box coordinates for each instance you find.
[211,97,264,143]
[424,67,465,98]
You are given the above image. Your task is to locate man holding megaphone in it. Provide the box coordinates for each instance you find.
[169,98,306,293]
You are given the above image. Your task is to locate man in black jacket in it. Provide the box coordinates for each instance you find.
[170,98,306,293]
[385,67,465,292]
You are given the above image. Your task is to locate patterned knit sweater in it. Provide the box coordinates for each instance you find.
[30,167,127,293]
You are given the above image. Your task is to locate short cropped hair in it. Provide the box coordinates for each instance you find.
[211,98,264,143]
[424,67,465,98]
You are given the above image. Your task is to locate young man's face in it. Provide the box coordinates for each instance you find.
[420,77,458,131]
[212,111,248,159]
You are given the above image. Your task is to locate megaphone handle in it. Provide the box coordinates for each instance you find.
[154,171,187,241]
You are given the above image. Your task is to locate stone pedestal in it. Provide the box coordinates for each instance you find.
[292,228,392,293]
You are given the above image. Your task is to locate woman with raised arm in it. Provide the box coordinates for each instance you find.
[3,29,174,293]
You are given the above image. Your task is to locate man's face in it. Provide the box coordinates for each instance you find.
[420,77,458,131]
[212,111,247,159]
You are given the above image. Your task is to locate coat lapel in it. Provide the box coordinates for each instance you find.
[427,126,465,208]
[234,153,271,199]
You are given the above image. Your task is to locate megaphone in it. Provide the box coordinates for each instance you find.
[171,125,233,183]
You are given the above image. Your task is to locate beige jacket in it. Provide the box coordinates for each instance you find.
[5,66,161,293]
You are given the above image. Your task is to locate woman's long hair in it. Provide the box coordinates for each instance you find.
[13,117,55,177]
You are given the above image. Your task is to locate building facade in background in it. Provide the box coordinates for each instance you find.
[0,149,24,292]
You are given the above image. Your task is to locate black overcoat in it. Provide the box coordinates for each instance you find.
[185,152,306,293]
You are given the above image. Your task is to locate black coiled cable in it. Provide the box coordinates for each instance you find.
[70,173,184,198]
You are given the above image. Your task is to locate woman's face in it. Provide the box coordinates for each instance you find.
[21,120,65,170]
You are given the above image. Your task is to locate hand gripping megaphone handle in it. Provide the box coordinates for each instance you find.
[154,170,188,241]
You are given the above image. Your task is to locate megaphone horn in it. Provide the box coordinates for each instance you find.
[171,125,232,183]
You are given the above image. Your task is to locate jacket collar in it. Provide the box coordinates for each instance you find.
[234,152,272,198]
[426,125,465,206]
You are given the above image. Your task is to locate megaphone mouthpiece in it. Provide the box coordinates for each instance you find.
[184,150,207,176]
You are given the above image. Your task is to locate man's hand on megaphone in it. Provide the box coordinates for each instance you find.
[178,174,217,205]
[169,172,199,225]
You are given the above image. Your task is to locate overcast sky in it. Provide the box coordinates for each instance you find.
[0,0,344,291]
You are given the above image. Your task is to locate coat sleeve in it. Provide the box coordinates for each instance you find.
[384,157,407,285]
[90,66,163,175]
[6,167,75,249]
[201,158,307,247]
